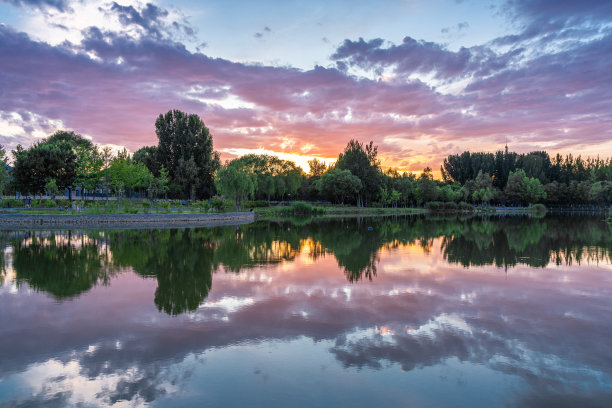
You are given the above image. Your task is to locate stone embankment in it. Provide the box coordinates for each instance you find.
[0,212,257,229]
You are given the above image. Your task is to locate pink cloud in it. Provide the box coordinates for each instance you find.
[2,9,612,170]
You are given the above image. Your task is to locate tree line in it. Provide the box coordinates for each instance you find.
[3,109,612,207]
[3,110,219,200]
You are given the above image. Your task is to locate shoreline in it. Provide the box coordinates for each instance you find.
[0,212,257,229]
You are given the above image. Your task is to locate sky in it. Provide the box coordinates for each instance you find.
[0,0,611,172]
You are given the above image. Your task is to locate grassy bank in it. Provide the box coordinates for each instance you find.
[0,199,239,215]
[255,202,427,217]
[473,203,547,215]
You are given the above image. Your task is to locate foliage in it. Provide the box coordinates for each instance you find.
[12,139,77,195]
[133,146,161,176]
[314,169,362,204]
[210,197,225,212]
[307,158,327,177]
[75,144,104,200]
[1,198,23,208]
[227,154,304,201]
[155,110,220,198]
[505,169,546,205]
[45,179,59,200]
[105,155,153,198]
[0,145,9,196]
[244,200,269,208]
[215,161,258,209]
[335,140,381,206]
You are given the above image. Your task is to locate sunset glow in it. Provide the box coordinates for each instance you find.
[1,1,611,171]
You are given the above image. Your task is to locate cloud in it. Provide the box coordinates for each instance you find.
[1,0,612,170]
[103,1,197,42]
[331,36,522,81]
[3,0,71,12]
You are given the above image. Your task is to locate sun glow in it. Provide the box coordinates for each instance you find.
[219,147,336,173]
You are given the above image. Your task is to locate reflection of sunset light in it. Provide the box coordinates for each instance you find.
[376,326,395,336]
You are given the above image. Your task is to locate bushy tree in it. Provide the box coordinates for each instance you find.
[133,146,161,176]
[155,110,220,198]
[229,154,304,201]
[335,140,381,206]
[417,167,438,204]
[12,140,77,197]
[505,169,546,205]
[75,145,104,200]
[314,169,362,204]
[215,161,257,209]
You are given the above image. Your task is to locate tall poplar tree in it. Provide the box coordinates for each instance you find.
[155,110,220,199]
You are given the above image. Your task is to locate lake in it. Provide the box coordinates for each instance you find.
[1,215,611,407]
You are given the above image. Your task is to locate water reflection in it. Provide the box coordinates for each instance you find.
[5,216,612,308]
[1,215,612,407]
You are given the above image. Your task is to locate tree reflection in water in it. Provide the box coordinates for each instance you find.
[4,215,612,315]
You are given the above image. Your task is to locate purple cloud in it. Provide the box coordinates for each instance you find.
[2,0,70,12]
[1,0,612,171]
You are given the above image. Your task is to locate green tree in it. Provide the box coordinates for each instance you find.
[174,156,199,200]
[389,189,401,208]
[149,165,170,199]
[133,146,161,176]
[45,179,59,200]
[229,154,304,201]
[75,145,104,201]
[155,110,220,198]
[505,169,546,205]
[314,168,362,204]
[524,176,546,204]
[0,145,9,196]
[12,140,77,197]
[46,130,93,149]
[505,169,526,204]
[215,160,258,210]
[335,140,381,206]
[417,167,438,204]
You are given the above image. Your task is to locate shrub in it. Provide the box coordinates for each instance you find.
[140,200,152,208]
[56,199,71,208]
[443,201,458,210]
[1,198,23,208]
[425,201,444,211]
[245,200,269,208]
[290,201,312,214]
[210,198,224,211]
[285,202,325,215]
[30,199,57,208]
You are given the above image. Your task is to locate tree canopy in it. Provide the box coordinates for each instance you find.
[155,110,220,199]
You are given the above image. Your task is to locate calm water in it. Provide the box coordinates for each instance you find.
[1,215,612,407]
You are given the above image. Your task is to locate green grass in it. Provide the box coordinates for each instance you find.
[255,205,426,218]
